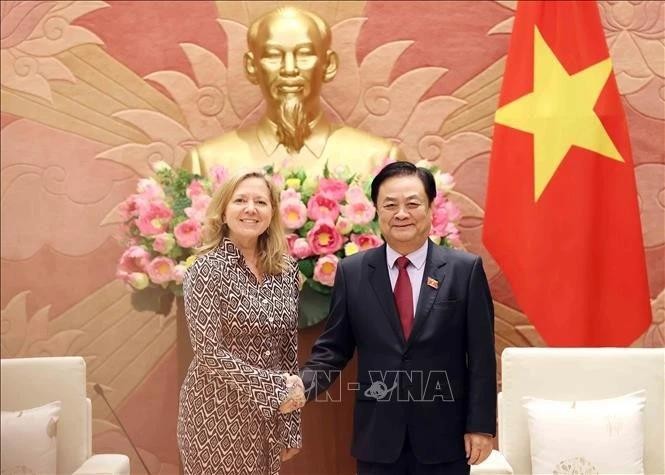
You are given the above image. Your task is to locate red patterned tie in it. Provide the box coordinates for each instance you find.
[394,256,413,340]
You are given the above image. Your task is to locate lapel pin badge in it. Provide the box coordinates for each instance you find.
[427,277,439,289]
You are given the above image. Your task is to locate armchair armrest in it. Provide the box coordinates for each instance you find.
[72,454,130,475]
[470,450,513,475]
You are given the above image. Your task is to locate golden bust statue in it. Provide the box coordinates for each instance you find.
[184,7,402,178]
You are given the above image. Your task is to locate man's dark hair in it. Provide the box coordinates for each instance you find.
[370,161,436,206]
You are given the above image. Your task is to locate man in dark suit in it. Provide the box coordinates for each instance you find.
[300,162,496,474]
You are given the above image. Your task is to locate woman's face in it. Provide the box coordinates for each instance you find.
[224,177,273,243]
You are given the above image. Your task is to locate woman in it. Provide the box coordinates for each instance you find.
[178,170,303,475]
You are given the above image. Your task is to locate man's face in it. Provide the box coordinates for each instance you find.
[250,14,327,111]
[376,175,432,250]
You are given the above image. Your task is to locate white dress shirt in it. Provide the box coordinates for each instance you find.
[386,240,429,317]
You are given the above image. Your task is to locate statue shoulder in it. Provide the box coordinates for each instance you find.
[196,128,251,158]
[328,124,404,161]
[183,125,258,176]
[332,125,393,148]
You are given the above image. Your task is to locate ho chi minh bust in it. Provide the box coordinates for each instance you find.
[184,7,403,178]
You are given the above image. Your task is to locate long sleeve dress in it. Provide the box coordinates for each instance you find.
[177,238,302,475]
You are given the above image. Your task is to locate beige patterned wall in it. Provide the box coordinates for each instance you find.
[1,1,663,473]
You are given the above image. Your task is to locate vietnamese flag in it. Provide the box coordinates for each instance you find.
[483,1,651,346]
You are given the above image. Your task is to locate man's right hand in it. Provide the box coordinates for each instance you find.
[279,374,305,414]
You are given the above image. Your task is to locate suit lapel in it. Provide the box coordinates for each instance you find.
[367,245,406,347]
[406,241,447,350]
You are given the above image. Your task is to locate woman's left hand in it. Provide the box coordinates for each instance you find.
[280,447,301,461]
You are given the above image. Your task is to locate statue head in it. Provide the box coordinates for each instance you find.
[244,7,339,152]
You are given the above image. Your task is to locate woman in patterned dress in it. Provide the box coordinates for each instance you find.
[178,170,303,474]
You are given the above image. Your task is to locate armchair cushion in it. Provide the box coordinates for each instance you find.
[1,401,61,475]
[470,449,513,474]
[72,454,131,475]
[523,390,646,475]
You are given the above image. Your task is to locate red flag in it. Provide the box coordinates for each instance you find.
[483,1,651,346]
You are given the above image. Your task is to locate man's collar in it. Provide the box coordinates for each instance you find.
[386,240,429,271]
[256,114,331,158]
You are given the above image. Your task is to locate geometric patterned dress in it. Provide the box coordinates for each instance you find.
[177,238,302,474]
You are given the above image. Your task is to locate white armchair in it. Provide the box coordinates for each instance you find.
[471,347,665,475]
[1,356,130,475]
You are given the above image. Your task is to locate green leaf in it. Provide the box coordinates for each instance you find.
[305,278,332,296]
[169,283,184,297]
[170,247,184,260]
[352,224,366,234]
[297,283,331,328]
[298,259,314,278]
[172,196,192,216]
[301,221,315,234]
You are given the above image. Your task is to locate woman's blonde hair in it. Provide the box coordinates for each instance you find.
[197,170,286,275]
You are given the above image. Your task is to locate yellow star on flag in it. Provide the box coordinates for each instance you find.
[494,26,623,201]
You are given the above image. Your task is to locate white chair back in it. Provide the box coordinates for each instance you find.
[498,347,665,475]
[1,356,90,474]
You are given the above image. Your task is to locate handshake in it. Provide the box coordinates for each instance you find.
[279,373,305,414]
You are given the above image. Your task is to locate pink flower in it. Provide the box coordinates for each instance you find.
[173,264,187,285]
[136,201,173,236]
[271,173,284,189]
[116,245,151,279]
[344,185,367,204]
[291,238,313,259]
[174,219,202,248]
[146,257,175,285]
[118,195,148,220]
[431,195,461,235]
[307,220,343,255]
[371,157,397,177]
[434,223,461,247]
[341,199,375,225]
[351,233,384,251]
[185,193,211,223]
[281,188,302,201]
[445,222,460,237]
[137,178,164,200]
[286,233,299,254]
[313,254,339,287]
[209,165,229,190]
[431,206,449,236]
[186,180,206,199]
[318,178,348,201]
[444,200,461,222]
[280,198,308,230]
[307,193,340,222]
[153,233,175,254]
[335,216,353,235]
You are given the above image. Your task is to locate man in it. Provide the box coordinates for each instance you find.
[184,7,402,178]
[301,162,496,474]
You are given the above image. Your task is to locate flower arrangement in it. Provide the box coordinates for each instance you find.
[115,162,228,297]
[274,160,461,295]
[115,159,462,308]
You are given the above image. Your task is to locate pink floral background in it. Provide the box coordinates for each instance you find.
[1,1,663,473]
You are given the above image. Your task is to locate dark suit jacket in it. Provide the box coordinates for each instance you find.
[301,240,496,464]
